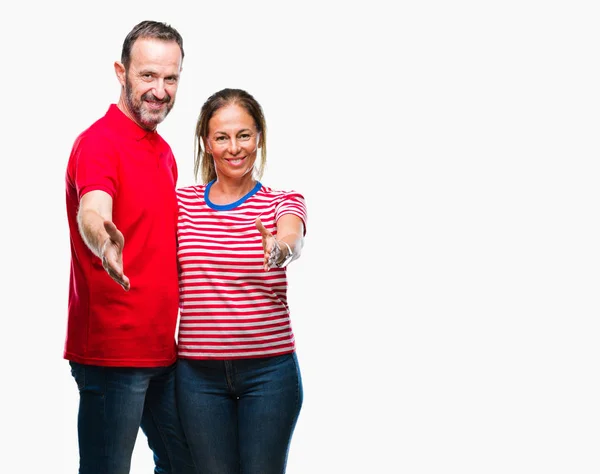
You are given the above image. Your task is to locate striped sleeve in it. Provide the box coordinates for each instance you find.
[275,191,307,234]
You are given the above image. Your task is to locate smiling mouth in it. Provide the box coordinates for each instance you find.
[227,157,245,165]
[145,101,167,110]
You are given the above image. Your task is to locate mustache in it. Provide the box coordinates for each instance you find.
[141,91,171,103]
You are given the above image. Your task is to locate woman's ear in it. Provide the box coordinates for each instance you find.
[203,137,211,154]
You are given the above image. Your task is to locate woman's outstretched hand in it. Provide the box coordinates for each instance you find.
[255,218,280,271]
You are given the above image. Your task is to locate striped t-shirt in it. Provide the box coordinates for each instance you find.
[176,180,307,360]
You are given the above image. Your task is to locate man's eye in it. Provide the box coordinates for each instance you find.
[165,77,178,85]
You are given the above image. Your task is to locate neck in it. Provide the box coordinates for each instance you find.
[210,177,257,204]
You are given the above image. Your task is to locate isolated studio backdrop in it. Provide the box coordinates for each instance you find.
[3,1,600,473]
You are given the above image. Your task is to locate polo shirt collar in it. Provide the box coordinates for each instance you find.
[106,104,158,141]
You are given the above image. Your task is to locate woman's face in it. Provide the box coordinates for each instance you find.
[204,104,260,182]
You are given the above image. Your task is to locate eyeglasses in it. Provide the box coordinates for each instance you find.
[207,131,260,149]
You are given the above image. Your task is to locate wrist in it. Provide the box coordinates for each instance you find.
[276,240,294,268]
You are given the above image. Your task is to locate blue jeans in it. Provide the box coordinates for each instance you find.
[176,352,303,474]
[69,361,197,474]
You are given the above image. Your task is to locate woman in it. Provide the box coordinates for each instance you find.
[175,88,307,474]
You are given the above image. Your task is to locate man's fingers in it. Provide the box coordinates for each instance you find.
[104,220,117,236]
[104,220,124,246]
[102,254,130,291]
[104,265,130,291]
[112,276,130,291]
[120,276,131,291]
[100,225,129,291]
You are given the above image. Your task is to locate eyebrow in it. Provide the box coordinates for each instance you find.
[213,128,253,135]
[138,69,180,79]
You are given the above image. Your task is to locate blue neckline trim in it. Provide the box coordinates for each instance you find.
[204,180,262,211]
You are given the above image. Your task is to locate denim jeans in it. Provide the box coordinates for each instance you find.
[69,361,197,474]
[176,352,303,474]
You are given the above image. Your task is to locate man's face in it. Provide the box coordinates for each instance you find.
[122,38,182,130]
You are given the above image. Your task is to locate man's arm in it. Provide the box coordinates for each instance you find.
[77,190,113,257]
[77,190,130,291]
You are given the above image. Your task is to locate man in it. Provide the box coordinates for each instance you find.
[64,20,195,473]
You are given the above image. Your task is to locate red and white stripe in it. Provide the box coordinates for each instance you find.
[176,184,307,359]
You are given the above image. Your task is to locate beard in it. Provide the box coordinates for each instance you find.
[124,76,174,129]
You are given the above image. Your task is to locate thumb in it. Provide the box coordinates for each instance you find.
[104,220,124,246]
[255,218,270,237]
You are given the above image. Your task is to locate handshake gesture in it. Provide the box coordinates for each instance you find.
[255,218,293,271]
[101,220,130,291]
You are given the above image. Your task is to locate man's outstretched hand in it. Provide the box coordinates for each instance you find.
[101,220,130,291]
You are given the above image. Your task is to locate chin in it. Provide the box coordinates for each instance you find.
[142,113,167,128]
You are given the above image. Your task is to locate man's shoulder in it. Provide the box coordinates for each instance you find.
[73,110,114,144]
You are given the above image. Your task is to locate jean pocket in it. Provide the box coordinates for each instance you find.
[69,361,86,391]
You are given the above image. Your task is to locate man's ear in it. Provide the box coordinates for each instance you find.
[114,61,126,87]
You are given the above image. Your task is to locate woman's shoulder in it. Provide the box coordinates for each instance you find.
[177,183,205,195]
[176,184,207,204]
[258,184,304,200]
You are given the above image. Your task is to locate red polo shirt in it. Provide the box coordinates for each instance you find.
[64,104,179,367]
